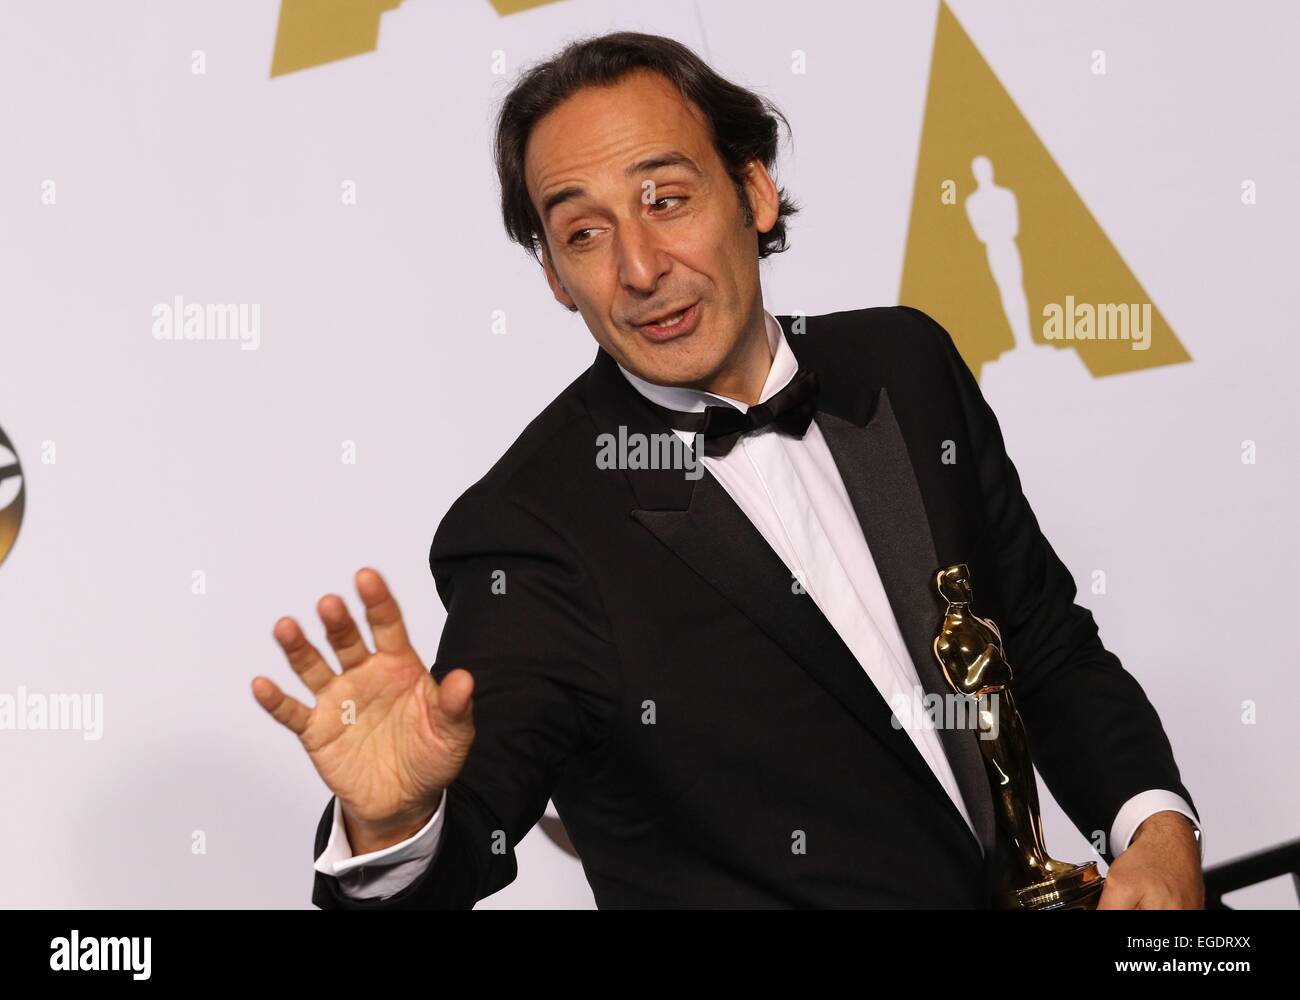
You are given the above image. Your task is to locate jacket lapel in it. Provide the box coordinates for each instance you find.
[814,397,998,861]
[580,317,995,859]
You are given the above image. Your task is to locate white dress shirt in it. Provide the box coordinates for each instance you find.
[316,308,1202,900]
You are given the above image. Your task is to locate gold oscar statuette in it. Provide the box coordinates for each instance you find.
[932,563,1105,910]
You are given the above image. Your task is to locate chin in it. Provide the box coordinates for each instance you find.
[630,349,721,388]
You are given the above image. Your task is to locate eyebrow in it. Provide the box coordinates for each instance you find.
[540,151,704,222]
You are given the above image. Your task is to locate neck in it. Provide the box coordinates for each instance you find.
[680,310,773,405]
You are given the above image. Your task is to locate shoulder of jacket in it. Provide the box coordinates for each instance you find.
[777,304,951,371]
[432,372,599,541]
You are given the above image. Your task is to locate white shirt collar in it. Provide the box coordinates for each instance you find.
[615,309,794,413]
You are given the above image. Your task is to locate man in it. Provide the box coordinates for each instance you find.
[251,31,1203,908]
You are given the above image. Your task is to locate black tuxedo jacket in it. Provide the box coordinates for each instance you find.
[312,304,1197,908]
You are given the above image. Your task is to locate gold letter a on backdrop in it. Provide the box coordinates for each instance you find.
[899,2,1192,382]
[270,0,567,78]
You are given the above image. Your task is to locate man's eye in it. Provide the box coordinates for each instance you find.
[567,198,683,245]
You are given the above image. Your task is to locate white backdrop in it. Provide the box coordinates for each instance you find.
[1,0,1296,908]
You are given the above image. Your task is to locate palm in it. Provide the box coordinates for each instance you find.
[253,567,475,831]
[304,649,463,824]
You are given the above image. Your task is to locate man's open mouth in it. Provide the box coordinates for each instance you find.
[635,301,700,339]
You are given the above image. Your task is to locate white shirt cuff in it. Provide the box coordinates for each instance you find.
[314,788,447,877]
[1110,789,1203,860]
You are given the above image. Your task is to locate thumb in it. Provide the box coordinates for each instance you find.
[433,668,475,724]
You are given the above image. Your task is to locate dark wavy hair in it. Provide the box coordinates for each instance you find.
[493,30,799,270]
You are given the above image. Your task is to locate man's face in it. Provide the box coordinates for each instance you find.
[524,68,779,391]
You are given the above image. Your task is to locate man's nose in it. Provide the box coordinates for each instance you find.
[615,217,672,294]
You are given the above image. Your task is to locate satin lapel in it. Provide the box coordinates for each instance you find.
[815,395,997,859]
[630,468,956,810]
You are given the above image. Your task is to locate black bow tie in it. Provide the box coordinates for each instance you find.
[643,367,821,457]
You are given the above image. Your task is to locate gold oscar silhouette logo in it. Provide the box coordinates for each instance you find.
[271,0,568,77]
[900,2,1192,382]
[0,424,24,569]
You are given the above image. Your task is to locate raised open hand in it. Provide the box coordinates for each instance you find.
[252,567,475,845]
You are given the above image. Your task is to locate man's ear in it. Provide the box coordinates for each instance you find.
[541,248,579,312]
[740,158,780,237]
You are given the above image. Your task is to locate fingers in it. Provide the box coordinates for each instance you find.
[272,616,338,694]
[250,676,312,736]
[355,567,412,655]
[317,593,371,670]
